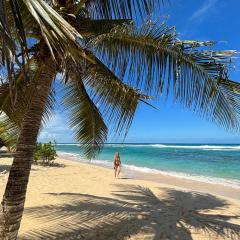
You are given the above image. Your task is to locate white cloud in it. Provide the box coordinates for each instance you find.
[38,112,73,143]
[190,0,218,21]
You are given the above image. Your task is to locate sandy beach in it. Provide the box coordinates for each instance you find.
[0,157,240,240]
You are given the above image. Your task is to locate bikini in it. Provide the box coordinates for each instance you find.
[114,157,120,169]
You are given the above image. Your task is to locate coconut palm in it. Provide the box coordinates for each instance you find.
[0,0,240,239]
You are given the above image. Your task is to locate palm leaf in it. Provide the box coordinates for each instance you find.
[75,19,130,38]
[0,56,56,127]
[90,20,240,131]
[0,0,18,101]
[82,51,149,135]
[21,0,84,60]
[84,0,166,20]
[0,115,18,149]
[63,73,107,158]
[1,0,87,71]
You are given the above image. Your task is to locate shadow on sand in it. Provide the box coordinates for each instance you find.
[0,164,11,174]
[19,185,240,240]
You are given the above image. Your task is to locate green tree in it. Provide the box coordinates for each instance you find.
[0,1,240,239]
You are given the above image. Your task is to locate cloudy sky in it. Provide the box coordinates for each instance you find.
[39,0,240,144]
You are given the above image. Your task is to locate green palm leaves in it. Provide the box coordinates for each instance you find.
[0,0,240,158]
[92,21,240,130]
[64,72,108,158]
[0,115,18,150]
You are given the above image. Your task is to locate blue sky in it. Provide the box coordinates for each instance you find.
[39,0,240,144]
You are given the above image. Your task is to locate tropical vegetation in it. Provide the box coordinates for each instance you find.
[0,0,240,239]
[34,142,57,165]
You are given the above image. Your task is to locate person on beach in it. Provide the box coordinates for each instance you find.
[114,152,121,178]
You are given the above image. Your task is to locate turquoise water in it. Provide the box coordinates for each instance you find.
[56,144,240,188]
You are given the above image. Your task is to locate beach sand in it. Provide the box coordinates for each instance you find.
[0,157,240,240]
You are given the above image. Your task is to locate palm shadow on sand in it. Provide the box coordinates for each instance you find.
[19,185,240,240]
[0,164,11,174]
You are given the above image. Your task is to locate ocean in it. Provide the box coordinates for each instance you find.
[56,143,240,189]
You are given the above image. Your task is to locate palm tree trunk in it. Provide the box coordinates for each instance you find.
[0,56,56,240]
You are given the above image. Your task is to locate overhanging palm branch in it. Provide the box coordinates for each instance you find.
[90,20,240,130]
[21,0,85,60]
[63,74,107,158]
[81,51,151,135]
[62,54,152,156]
[0,0,85,84]
[0,55,55,127]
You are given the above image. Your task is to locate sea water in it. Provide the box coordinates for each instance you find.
[56,143,240,189]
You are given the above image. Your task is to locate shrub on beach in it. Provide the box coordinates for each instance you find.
[34,142,57,165]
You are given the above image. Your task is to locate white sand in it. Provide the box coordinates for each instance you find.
[0,157,240,240]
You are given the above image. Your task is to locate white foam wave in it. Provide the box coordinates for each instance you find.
[57,143,240,151]
[145,144,240,150]
[105,144,149,148]
[57,151,79,157]
[103,144,240,151]
[123,164,240,189]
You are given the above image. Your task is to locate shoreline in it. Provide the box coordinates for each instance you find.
[1,156,240,239]
[58,154,240,200]
[57,150,240,189]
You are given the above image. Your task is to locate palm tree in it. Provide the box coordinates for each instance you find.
[0,0,240,239]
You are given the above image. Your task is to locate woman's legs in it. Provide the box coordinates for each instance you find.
[116,166,121,178]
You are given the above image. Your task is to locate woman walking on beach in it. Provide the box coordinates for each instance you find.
[114,152,121,178]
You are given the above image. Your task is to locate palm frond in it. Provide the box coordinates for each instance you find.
[0,114,18,149]
[0,79,31,127]
[82,51,149,135]
[84,0,166,20]
[90,20,240,131]
[75,19,130,38]
[0,0,19,103]
[1,0,86,71]
[0,56,56,127]
[63,74,107,158]
[21,0,84,60]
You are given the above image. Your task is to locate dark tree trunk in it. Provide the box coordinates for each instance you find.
[0,55,56,239]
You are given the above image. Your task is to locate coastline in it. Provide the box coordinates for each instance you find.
[58,153,240,200]
[56,143,240,191]
[1,157,240,239]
